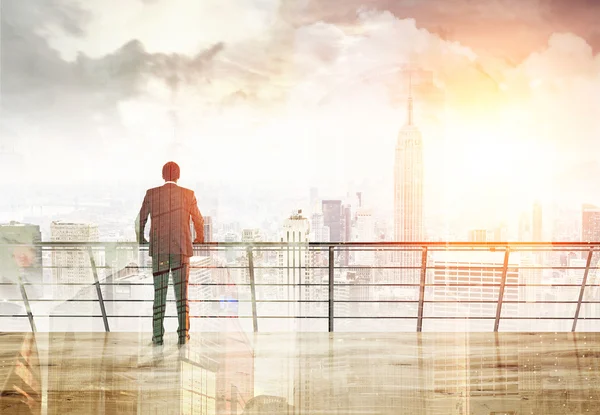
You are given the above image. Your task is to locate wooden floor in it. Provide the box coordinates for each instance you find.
[1,332,600,414]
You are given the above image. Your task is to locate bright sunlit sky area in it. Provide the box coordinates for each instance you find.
[2,0,600,227]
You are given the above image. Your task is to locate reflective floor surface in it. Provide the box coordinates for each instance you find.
[1,331,600,414]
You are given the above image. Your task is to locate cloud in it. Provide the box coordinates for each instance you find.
[282,0,600,59]
[2,0,600,203]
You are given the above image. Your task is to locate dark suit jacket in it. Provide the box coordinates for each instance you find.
[136,183,204,257]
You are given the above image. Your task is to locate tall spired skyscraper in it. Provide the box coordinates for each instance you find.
[394,74,424,279]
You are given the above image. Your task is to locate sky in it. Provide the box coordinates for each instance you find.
[2,0,600,226]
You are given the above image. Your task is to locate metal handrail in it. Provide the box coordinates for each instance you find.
[1,241,599,333]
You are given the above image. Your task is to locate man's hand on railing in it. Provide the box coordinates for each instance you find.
[138,238,149,245]
[193,238,204,244]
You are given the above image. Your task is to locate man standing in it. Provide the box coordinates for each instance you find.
[136,161,204,345]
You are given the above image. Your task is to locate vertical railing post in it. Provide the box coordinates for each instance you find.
[416,247,428,332]
[17,268,36,333]
[328,246,334,333]
[247,247,258,333]
[572,249,593,332]
[494,249,511,332]
[88,247,110,332]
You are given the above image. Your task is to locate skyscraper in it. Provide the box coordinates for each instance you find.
[582,204,600,264]
[341,204,352,266]
[310,212,330,243]
[49,221,100,330]
[393,73,424,281]
[278,210,312,331]
[242,228,262,244]
[354,208,375,265]
[431,251,520,330]
[322,200,342,242]
[204,216,213,243]
[50,221,100,301]
[582,204,600,243]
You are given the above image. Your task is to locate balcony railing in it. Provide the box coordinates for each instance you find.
[1,242,600,333]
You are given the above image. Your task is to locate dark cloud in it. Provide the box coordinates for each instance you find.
[0,0,231,163]
[1,0,91,36]
[0,1,225,121]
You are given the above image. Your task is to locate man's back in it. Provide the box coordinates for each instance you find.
[138,183,203,257]
[137,161,203,346]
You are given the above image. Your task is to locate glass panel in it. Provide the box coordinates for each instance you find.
[577,303,600,319]
[47,317,106,331]
[106,301,153,317]
[428,284,501,303]
[26,284,99,300]
[538,286,581,303]
[503,302,576,318]
[107,317,147,332]
[498,318,572,332]
[335,301,417,318]
[246,317,326,332]
[575,319,600,331]
[255,301,294,320]
[192,316,254,333]
[32,300,100,316]
[101,283,154,301]
[422,318,494,332]
[0,317,31,331]
[424,302,497,318]
[0,284,21,299]
[0,300,25,315]
[334,318,416,332]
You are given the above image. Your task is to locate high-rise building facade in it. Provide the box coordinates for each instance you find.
[310,212,330,243]
[582,204,600,263]
[242,228,262,244]
[393,75,424,281]
[322,200,342,242]
[431,251,520,330]
[354,208,375,265]
[204,216,213,243]
[582,204,600,242]
[278,211,312,330]
[341,204,352,266]
[50,221,100,301]
[223,232,238,264]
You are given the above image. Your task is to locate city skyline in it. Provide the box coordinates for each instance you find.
[3,2,600,413]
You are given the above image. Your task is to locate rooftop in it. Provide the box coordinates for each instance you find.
[2,332,599,414]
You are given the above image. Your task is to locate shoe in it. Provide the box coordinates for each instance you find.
[151,339,164,346]
[178,334,190,345]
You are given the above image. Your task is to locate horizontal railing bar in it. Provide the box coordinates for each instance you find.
[12,265,600,272]
[6,282,600,288]
[1,300,596,307]
[4,241,600,248]
[3,315,600,320]
[10,301,600,306]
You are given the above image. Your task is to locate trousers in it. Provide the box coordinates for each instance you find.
[152,254,190,342]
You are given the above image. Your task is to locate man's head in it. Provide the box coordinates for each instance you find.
[162,161,180,182]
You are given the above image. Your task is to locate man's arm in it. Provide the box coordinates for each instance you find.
[135,191,150,243]
[190,192,204,244]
